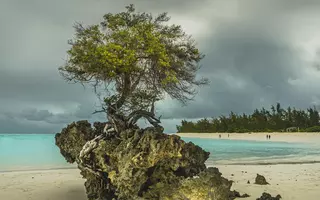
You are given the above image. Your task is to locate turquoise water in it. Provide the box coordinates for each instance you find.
[0,134,319,171]
[0,134,71,171]
[181,137,320,164]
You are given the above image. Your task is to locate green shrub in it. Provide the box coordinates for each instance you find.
[304,126,320,132]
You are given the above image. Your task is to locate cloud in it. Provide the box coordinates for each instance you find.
[19,109,53,121]
[158,0,320,125]
[1,0,320,134]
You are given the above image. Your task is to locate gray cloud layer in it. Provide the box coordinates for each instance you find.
[1,0,320,133]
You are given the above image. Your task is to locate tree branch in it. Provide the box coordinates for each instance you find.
[92,109,107,115]
[115,73,131,109]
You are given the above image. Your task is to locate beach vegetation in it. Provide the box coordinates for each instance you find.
[177,103,320,133]
[302,126,320,132]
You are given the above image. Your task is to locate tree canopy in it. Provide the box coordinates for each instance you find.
[176,103,320,133]
[59,4,208,134]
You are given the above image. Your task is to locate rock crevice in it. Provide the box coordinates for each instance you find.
[56,120,250,200]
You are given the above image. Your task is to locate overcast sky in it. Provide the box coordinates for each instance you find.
[1,0,320,133]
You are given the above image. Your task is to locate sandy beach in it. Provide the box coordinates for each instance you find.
[0,168,86,200]
[1,164,320,200]
[1,132,320,200]
[218,163,320,200]
[176,132,320,144]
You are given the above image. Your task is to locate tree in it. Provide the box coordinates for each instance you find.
[176,103,320,133]
[59,4,208,136]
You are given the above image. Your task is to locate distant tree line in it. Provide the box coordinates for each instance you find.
[176,103,320,133]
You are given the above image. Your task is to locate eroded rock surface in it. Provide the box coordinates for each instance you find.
[229,190,250,199]
[256,192,282,200]
[56,120,250,200]
[255,174,269,185]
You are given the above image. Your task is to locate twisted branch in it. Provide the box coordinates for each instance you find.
[79,134,105,163]
[126,97,163,130]
[77,134,106,177]
[78,93,163,178]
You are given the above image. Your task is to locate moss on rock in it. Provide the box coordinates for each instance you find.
[55,121,250,200]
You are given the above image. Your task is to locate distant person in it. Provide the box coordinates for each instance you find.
[266,135,268,140]
[269,135,271,140]
[219,134,221,139]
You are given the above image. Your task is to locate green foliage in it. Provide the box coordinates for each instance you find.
[59,4,208,113]
[177,103,320,133]
[304,126,320,132]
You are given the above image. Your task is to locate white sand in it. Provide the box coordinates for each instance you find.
[217,163,320,200]
[177,132,320,199]
[1,132,320,200]
[1,165,319,200]
[175,132,320,144]
[1,165,320,200]
[0,168,86,200]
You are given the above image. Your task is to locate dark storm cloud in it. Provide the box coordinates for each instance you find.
[1,0,320,133]
[0,0,213,133]
[19,109,53,121]
[159,0,320,126]
[0,117,57,134]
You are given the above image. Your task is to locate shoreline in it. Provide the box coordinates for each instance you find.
[1,133,319,199]
[2,159,320,174]
[216,160,320,165]
[2,132,320,173]
[0,166,77,173]
[2,132,319,173]
[175,132,320,144]
[1,164,319,200]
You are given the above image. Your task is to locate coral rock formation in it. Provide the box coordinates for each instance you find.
[56,120,250,200]
[229,190,250,199]
[254,174,269,185]
[256,192,282,200]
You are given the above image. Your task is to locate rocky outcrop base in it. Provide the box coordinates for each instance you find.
[255,174,269,185]
[256,192,282,200]
[56,121,250,200]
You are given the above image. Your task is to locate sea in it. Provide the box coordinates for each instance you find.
[1,134,320,171]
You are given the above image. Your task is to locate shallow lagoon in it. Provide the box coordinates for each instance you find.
[1,134,319,171]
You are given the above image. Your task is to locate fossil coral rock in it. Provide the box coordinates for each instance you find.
[156,167,250,200]
[256,192,282,200]
[55,120,96,163]
[255,174,269,185]
[229,190,250,199]
[55,121,250,200]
